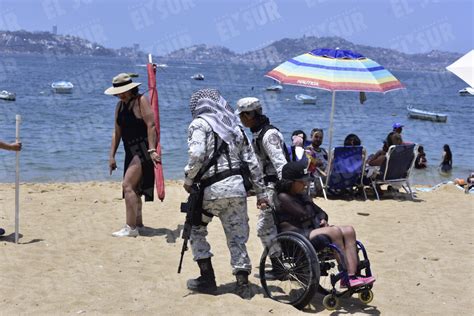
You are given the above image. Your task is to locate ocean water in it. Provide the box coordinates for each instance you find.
[0,54,472,185]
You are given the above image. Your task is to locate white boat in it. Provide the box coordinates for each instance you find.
[191,73,204,80]
[407,106,447,123]
[52,81,73,94]
[0,90,16,101]
[459,87,474,96]
[265,84,283,92]
[295,94,316,104]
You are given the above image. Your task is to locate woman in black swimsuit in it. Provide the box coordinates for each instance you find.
[439,144,452,174]
[105,73,161,237]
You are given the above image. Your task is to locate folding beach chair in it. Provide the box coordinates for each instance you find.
[319,146,367,200]
[370,144,418,200]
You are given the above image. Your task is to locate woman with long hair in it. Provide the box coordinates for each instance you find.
[440,144,452,174]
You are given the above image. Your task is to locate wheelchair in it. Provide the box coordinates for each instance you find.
[259,230,374,310]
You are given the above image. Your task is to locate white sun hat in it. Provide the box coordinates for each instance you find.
[104,73,141,95]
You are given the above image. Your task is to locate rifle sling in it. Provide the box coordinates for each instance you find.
[189,134,234,225]
[193,133,228,184]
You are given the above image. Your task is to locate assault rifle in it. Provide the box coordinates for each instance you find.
[177,184,202,273]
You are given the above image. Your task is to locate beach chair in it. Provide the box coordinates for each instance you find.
[320,146,367,200]
[370,144,418,200]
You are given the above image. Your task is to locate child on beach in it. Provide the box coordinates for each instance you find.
[305,128,328,197]
[414,145,427,169]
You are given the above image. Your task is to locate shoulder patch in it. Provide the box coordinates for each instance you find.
[267,133,281,149]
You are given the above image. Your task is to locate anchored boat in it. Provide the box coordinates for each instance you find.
[0,90,16,101]
[459,87,474,96]
[191,73,204,80]
[295,94,316,104]
[407,106,447,123]
[265,84,283,92]
[51,81,74,94]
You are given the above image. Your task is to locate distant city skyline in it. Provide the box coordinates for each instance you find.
[0,0,472,55]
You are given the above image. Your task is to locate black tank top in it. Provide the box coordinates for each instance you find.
[116,95,148,152]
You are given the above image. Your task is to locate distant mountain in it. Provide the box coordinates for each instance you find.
[0,30,461,71]
[0,30,118,56]
[164,36,462,71]
[163,44,238,62]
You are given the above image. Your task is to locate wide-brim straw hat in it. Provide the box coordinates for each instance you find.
[104,73,141,95]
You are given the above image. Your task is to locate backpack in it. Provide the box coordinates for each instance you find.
[256,124,291,162]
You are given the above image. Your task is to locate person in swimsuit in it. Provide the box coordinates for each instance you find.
[439,144,452,174]
[105,73,161,237]
[414,145,427,169]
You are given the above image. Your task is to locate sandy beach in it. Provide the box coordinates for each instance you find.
[0,181,473,315]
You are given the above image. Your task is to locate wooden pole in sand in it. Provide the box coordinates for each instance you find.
[15,114,21,244]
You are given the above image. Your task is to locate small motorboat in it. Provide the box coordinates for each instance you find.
[156,63,168,68]
[0,90,16,101]
[295,94,316,104]
[459,87,474,96]
[407,106,447,123]
[266,84,283,92]
[52,81,74,94]
[191,73,204,80]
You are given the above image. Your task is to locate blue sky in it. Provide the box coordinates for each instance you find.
[0,0,472,55]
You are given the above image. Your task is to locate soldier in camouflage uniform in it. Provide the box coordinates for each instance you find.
[183,89,268,295]
[236,97,288,264]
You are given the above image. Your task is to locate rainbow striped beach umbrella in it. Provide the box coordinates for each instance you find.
[266,48,404,155]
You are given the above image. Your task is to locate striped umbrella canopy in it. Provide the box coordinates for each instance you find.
[266,48,404,161]
[266,48,404,92]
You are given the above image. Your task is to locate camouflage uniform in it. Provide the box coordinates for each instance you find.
[235,97,287,255]
[192,198,251,273]
[251,127,287,254]
[184,117,266,274]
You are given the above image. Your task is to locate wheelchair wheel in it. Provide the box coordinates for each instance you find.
[322,294,340,311]
[358,289,374,304]
[260,232,320,309]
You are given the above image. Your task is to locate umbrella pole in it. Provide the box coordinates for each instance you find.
[15,114,21,244]
[327,91,336,172]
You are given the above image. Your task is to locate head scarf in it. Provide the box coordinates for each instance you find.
[189,89,243,149]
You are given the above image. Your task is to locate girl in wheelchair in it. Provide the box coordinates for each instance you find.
[274,161,375,288]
